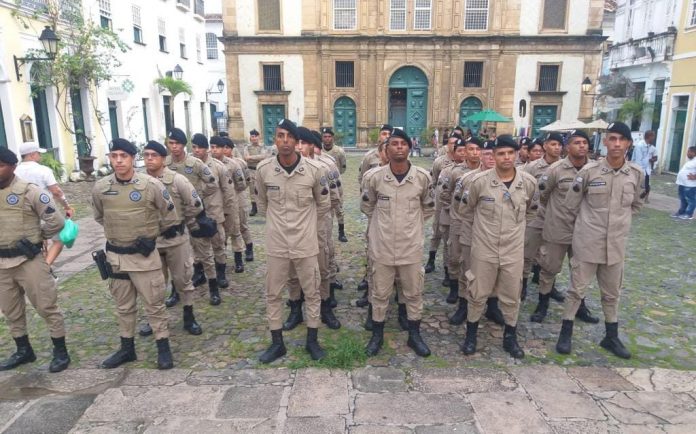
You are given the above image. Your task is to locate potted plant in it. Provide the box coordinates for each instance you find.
[77,133,96,178]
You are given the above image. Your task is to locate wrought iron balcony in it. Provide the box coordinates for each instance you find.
[607,30,676,70]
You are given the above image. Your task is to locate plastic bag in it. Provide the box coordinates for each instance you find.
[59,219,79,248]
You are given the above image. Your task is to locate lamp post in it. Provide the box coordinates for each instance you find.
[206,79,225,98]
[13,26,60,81]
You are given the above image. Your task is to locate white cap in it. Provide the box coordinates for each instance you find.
[19,142,46,155]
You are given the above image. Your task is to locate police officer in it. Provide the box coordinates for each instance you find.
[244,129,268,216]
[556,122,644,359]
[516,137,531,166]
[425,133,456,276]
[92,139,179,369]
[0,148,70,372]
[222,137,255,262]
[361,128,435,357]
[461,135,537,359]
[321,127,348,242]
[256,119,331,363]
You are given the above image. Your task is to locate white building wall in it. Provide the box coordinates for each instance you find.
[613,0,678,43]
[235,0,301,36]
[519,0,590,36]
[206,0,227,133]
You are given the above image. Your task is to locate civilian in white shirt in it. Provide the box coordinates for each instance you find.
[631,130,657,202]
[674,146,696,220]
[15,142,74,265]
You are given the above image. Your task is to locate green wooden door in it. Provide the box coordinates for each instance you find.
[70,88,88,156]
[459,97,482,135]
[333,97,356,147]
[31,85,53,150]
[262,104,285,146]
[0,101,7,148]
[668,110,687,172]
[531,105,558,137]
[388,66,428,139]
[108,99,119,140]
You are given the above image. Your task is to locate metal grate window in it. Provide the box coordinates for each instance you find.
[690,0,696,27]
[390,0,406,31]
[414,0,431,30]
[335,61,354,87]
[263,65,282,91]
[542,0,567,29]
[463,61,483,87]
[538,65,560,92]
[258,0,281,31]
[206,32,218,59]
[464,0,488,30]
[333,0,356,30]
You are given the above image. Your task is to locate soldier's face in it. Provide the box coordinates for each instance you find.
[529,144,544,161]
[386,138,409,162]
[210,144,225,160]
[447,138,457,153]
[604,133,631,159]
[0,161,16,184]
[453,146,467,163]
[223,147,233,157]
[191,144,208,160]
[544,140,562,159]
[493,147,516,170]
[518,145,529,161]
[167,139,185,158]
[298,140,313,158]
[566,137,589,159]
[480,150,495,169]
[378,146,389,165]
[465,144,481,165]
[142,150,164,172]
[275,128,297,157]
[250,134,259,144]
[379,130,390,143]
[322,133,333,147]
[109,150,134,177]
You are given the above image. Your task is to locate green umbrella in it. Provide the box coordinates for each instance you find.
[465,109,512,123]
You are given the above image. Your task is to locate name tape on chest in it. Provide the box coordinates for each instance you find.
[588,180,607,187]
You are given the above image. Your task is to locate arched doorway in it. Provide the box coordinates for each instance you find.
[459,97,482,135]
[333,96,356,147]
[388,66,428,139]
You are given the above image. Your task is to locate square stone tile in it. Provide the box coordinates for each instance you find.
[354,393,473,425]
[352,367,408,393]
[568,367,638,392]
[601,391,696,425]
[288,369,350,417]
[468,392,552,434]
[284,417,345,434]
[216,385,284,419]
[410,368,517,394]
[4,395,95,434]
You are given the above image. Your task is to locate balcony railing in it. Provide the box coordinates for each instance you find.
[607,31,676,70]
[194,0,204,17]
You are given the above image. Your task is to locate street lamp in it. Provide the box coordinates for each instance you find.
[173,64,183,80]
[206,79,225,98]
[13,26,60,81]
[582,76,598,96]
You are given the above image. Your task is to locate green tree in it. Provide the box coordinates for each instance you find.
[154,76,193,127]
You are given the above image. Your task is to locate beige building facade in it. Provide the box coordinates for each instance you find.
[222,0,605,147]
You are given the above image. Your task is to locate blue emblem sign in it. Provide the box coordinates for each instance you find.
[6,194,19,205]
[39,193,51,204]
[129,191,142,202]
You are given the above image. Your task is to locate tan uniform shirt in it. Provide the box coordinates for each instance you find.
[437,163,474,227]
[523,157,555,229]
[233,156,251,204]
[244,143,268,169]
[324,145,347,174]
[359,148,381,185]
[453,168,484,246]
[200,156,232,223]
[431,155,454,187]
[166,154,217,198]
[565,159,644,265]
[156,168,204,249]
[361,164,435,265]
[223,156,248,193]
[465,168,537,265]
[538,157,588,245]
[256,154,331,258]
[316,154,342,208]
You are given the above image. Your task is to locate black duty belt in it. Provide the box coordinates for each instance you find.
[160,222,185,239]
[105,242,140,255]
[0,242,42,258]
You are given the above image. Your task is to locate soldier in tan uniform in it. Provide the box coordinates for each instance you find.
[256,119,331,363]
[92,139,179,370]
[222,138,255,262]
[244,129,268,216]
[321,127,349,243]
[362,128,435,357]
[556,122,644,359]
[461,135,537,359]
[515,137,531,166]
[528,139,544,163]
[530,130,599,324]
[0,148,70,373]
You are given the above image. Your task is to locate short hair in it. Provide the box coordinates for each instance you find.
[644,130,656,138]
[688,146,696,153]
[529,142,544,151]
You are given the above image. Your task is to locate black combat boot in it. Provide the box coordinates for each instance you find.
[549,283,565,302]
[600,322,631,359]
[192,263,206,287]
[397,303,409,331]
[521,278,528,301]
[216,262,229,288]
[338,224,348,242]
[165,282,180,308]
[424,251,436,273]
[245,243,254,262]
[364,304,374,331]
[321,299,341,329]
[575,298,600,324]
[305,328,326,361]
[446,280,458,304]
[330,279,343,291]
[449,298,468,325]
[461,321,478,355]
[233,252,244,273]
[357,278,368,292]
[101,337,137,369]
[556,320,574,354]
[485,297,505,326]
[355,289,369,308]
[250,202,258,216]
[183,305,202,335]
[441,266,451,287]
[502,325,525,359]
[282,299,304,331]
[531,264,541,284]
[259,329,286,364]
[365,321,384,356]
[0,335,36,371]
[530,293,551,323]
[208,278,222,305]
[328,286,338,308]
[139,323,153,337]
[49,337,71,373]
[156,338,174,370]
[407,320,431,357]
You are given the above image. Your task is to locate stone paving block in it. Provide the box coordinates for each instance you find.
[288,369,350,417]
[615,368,696,393]
[0,369,122,399]
[512,366,605,420]
[410,368,517,394]
[663,425,696,434]
[468,391,552,434]
[0,400,29,428]
[188,368,291,386]
[548,420,621,434]
[601,391,696,425]
[216,385,284,419]
[122,369,191,386]
[567,367,638,392]
[69,421,146,433]
[352,367,408,393]
[284,417,346,434]
[414,422,479,433]
[354,393,473,425]
[349,426,412,434]
[3,395,95,434]
[143,418,277,434]
[81,385,225,422]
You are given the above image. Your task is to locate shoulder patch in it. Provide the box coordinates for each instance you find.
[202,167,212,176]
[6,194,19,205]
[39,193,51,204]
[162,189,170,200]
[185,166,194,174]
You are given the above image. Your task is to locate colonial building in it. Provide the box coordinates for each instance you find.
[205,0,229,134]
[221,0,605,146]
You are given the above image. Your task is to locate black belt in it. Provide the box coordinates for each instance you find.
[160,222,185,239]
[105,242,140,255]
[0,242,42,258]
[111,271,130,280]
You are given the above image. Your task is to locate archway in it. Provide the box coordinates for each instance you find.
[333,96,356,147]
[388,66,428,140]
[459,97,483,135]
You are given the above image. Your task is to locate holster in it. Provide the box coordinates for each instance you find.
[16,238,42,260]
[92,250,130,280]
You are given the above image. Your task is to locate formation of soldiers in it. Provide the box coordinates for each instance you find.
[0,117,644,371]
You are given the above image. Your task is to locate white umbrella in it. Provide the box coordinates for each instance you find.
[584,119,609,129]
[540,119,588,131]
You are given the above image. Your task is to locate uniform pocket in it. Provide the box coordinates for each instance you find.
[621,183,635,207]
[587,187,608,208]
[297,190,313,208]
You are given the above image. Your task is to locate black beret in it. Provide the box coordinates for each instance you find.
[209,136,225,147]
[568,129,590,143]
[448,133,463,142]
[110,138,138,156]
[311,130,323,148]
[320,127,334,136]
[143,140,168,157]
[519,137,532,146]
[167,128,187,144]
[544,132,565,144]
[297,126,321,148]
[388,128,413,148]
[0,147,18,165]
[494,134,519,150]
[453,137,466,149]
[380,124,393,132]
[465,137,483,148]
[607,121,632,140]
[191,133,209,148]
[482,140,496,151]
[223,137,235,148]
[249,129,260,136]
[277,118,298,139]
[219,131,229,137]
[531,137,545,147]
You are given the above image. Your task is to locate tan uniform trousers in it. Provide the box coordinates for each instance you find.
[563,258,623,323]
[439,224,450,267]
[248,169,258,203]
[109,265,168,339]
[191,222,226,277]
[429,206,443,252]
[266,255,321,330]
[371,262,423,322]
[159,241,195,306]
[328,218,337,281]
[224,210,244,253]
[289,215,331,301]
[457,244,472,299]
[447,232,462,284]
[523,226,543,277]
[538,242,572,295]
[467,258,523,326]
[0,256,65,338]
[332,204,345,225]
[238,200,252,245]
